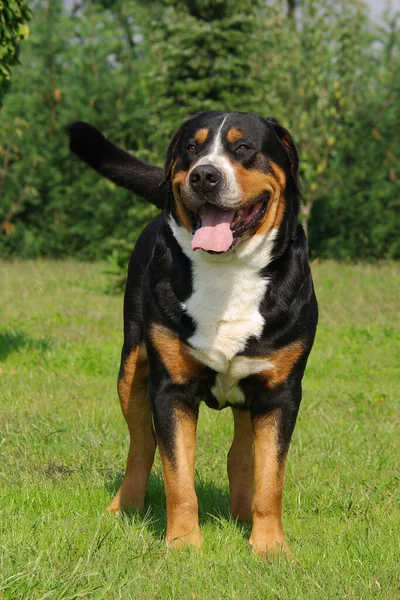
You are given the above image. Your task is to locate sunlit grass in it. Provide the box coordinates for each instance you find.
[1,259,399,599]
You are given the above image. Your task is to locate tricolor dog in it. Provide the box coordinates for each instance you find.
[68,111,318,554]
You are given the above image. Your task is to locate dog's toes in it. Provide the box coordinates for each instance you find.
[107,489,135,513]
[166,526,203,551]
[107,494,123,513]
[249,535,291,558]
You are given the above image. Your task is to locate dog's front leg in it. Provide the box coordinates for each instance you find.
[249,383,301,556]
[151,390,202,550]
[228,408,254,523]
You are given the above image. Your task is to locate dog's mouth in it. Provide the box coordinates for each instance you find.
[190,195,268,253]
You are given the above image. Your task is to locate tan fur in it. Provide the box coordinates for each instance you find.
[249,410,290,555]
[233,162,280,204]
[226,127,243,143]
[270,161,287,188]
[231,160,286,235]
[280,134,293,150]
[150,323,202,384]
[228,408,254,523]
[108,344,156,512]
[175,198,191,232]
[117,345,148,414]
[172,170,191,231]
[259,340,304,389]
[194,128,209,144]
[158,408,202,549]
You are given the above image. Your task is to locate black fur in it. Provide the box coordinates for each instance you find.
[67,111,318,551]
[68,110,318,452]
[67,121,165,208]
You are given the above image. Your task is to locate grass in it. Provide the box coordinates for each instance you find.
[0,259,399,599]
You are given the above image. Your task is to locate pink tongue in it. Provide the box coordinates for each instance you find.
[191,205,235,252]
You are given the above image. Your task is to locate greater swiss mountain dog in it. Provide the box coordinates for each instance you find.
[68,111,318,555]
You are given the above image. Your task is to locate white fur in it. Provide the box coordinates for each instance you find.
[169,219,278,407]
[168,113,278,406]
[209,355,275,407]
[183,115,242,209]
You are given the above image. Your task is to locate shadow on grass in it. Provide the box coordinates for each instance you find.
[105,470,250,540]
[0,329,54,361]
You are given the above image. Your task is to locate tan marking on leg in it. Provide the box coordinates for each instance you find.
[108,344,156,512]
[226,127,243,144]
[259,340,304,389]
[249,410,290,555]
[194,128,209,144]
[228,408,253,523]
[150,323,202,385]
[158,407,202,549]
[172,170,191,231]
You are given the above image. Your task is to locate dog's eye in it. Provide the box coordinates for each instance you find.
[186,144,197,153]
[236,144,250,152]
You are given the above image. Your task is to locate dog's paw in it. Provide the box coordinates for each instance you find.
[166,525,203,550]
[249,534,290,557]
[107,495,123,513]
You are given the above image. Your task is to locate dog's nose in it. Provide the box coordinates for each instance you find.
[189,165,222,193]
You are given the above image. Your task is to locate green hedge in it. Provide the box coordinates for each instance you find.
[0,0,399,266]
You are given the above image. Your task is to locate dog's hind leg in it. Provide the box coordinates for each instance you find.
[228,408,254,523]
[108,343,156,512]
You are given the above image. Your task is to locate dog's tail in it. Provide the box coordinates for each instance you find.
[67,121,165,209]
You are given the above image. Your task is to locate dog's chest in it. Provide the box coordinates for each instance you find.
[184,258,268,406]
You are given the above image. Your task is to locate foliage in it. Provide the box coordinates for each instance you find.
[0,0,157,260]
[0,0,31,106]
[0,0,399,269]
[146,0,262,149]
[106,0,265,287]
[308,7,400,259]
[253,0,400,259]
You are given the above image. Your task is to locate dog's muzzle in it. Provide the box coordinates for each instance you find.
[189,164,222,195]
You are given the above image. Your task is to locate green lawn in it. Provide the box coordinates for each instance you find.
[1,259,399,599]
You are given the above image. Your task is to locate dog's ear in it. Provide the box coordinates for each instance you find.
[159,125,184,187]
[266,117,300,190]
[67,121,166,209]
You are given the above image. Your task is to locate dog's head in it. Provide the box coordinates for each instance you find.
[162,111,300,254]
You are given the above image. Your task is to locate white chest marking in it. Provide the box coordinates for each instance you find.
[208,355,275,406]
[169,219,278,406]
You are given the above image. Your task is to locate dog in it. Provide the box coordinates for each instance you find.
[68,111,318,554]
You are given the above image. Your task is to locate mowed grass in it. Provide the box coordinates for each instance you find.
[0,259,399,600]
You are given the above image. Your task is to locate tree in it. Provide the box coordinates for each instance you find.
[0,0,157,259]
[1,0,399,265]
[0,0,31,106]
[146,0,262,156]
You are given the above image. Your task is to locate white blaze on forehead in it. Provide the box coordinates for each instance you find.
[185,114,241,207]
[196,114,230,168]
[198,114,228,161]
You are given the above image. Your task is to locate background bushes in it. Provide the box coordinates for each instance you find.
[0,0,399,263]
